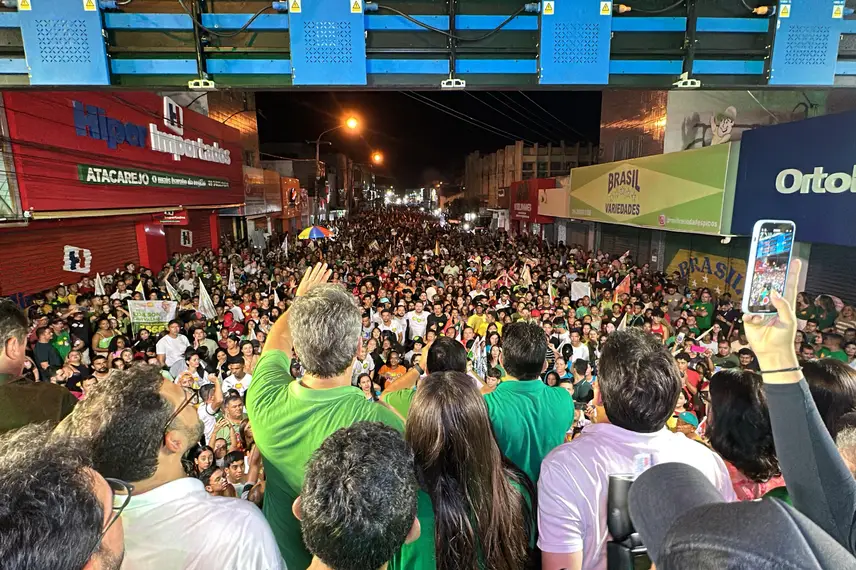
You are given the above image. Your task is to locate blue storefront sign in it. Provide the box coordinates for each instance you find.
[732,111,856,247]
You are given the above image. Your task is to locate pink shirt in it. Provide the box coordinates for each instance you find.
[538,423,736,570]
[726,461,786,501]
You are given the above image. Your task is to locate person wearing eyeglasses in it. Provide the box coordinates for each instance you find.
[0,422,128,570]
[54,365,284,570]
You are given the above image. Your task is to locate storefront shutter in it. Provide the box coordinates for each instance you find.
[599,224,653,264]
[0,221,138,296]
[567,222,589,249]
[805,244,856,306]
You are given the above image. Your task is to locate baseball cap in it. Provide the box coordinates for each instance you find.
[629,463,856,570]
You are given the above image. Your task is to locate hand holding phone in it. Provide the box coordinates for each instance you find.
[743,220,796,315]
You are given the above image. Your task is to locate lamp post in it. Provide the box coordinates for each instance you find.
[314,116,359,223]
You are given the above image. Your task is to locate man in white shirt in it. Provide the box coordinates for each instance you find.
[110,281,132,301]
[54,365,284,570]
[539,329,734,570]
[156,320,190,368]
[222,357,253,397]
[406,301,429,341]
[351,342,375,386]
[378,308,403,344]
[177,271,196,294]
[394,304,409,340]
[560,329,590,365]
[197,381,223,443]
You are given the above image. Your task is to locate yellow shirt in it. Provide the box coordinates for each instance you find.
[467,314,486,332]
[476,321,502,338]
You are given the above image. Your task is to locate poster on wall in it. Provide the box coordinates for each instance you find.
[180,230,193,248]
[128,300,177,334]
[568,144,731,234]
[663,91,837,154]
[63,246,92,274]
[666,249,747,301]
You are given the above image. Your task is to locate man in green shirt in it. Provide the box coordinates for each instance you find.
[818,332,849,362]
[484,322,575,483]
[247,264,405,570]
[692,291,714,331]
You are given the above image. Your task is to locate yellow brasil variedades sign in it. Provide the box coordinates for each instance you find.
[666,249,747,301]
[568,144,732,234]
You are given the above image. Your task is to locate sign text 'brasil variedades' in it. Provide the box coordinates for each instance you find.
[77,164,230,189]
[568,144,732,234]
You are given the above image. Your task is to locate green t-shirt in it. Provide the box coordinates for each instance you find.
[818,348,849,362]
[692,301,714,330]
[390,482,534,570]
[382,388,416,420]
[483,379,574,483]
[50,331,72,360]
[575,306,590,319]
[246,350,405,570]
[816,309,839,332]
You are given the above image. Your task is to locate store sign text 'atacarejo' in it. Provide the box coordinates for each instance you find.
[72,101,232,165]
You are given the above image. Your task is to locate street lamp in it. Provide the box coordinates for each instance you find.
[371,151,384,165]
[314,115,360,222]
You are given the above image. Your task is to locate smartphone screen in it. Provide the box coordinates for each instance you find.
[746,221,795,314]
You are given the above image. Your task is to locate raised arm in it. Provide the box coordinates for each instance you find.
[746,259,856,554]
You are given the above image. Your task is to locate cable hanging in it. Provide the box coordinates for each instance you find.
[400,92,534,144]
[516,91,588,140]
[464,92,559,144]
[176,0,272,38]
[375,5,528,42]
[621,0,685,13]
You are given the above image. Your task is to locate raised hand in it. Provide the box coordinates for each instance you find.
[296,263,332,297]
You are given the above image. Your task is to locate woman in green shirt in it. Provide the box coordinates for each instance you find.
[795,292,816,322]
[815,295,839,332]
[392,370,536,570]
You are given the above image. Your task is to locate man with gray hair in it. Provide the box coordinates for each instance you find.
[247,263,405,570]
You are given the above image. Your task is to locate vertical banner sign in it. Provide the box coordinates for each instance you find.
[128,301,177,334]
[180,229,193,247]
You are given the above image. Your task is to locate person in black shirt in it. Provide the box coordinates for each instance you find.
[427,303,448,333]
[33,326,62,371]
[67,308,91,349]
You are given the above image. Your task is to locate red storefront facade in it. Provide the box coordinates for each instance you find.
[509,178,556,236]
[0,91,244,297]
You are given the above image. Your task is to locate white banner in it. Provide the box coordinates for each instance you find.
[571,281,592,301]
[128,300,177,332]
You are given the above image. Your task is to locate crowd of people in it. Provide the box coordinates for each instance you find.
[2,208,856,570]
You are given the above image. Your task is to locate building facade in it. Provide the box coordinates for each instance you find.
[465,140,596,208]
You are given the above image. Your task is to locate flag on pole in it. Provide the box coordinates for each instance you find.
[228,265,237,294]
[349,238,353,251]
[198,278,217,319]
[273,288,281,306]
[617,311,628,331]
[164,277,181,302]
[434,240,440,257]
[282,236,289,258]
[548,279,555,305]
[94,273,105,296]
[134,280,144,295]
[614,274,631,302]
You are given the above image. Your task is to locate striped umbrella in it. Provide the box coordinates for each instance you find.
[298,226,332,240]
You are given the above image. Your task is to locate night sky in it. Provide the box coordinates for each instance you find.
[256,91,602,188]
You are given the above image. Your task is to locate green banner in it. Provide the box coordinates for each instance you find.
[568,144,732,234]
[77,164,230,189]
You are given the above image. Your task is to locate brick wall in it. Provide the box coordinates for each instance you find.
[207,91,260,167]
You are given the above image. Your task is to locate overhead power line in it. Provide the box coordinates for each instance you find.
[517,91,589,140]
[464,92,559,144]
[400,92,535,144]
[487,92,570,141]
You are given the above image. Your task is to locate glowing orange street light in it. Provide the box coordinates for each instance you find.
[345,116,359,130]
[371,151,384,164]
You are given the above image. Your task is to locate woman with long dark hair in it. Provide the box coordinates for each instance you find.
[706,369,785,501]
[802,359,856,439]
[396,370,535,570]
